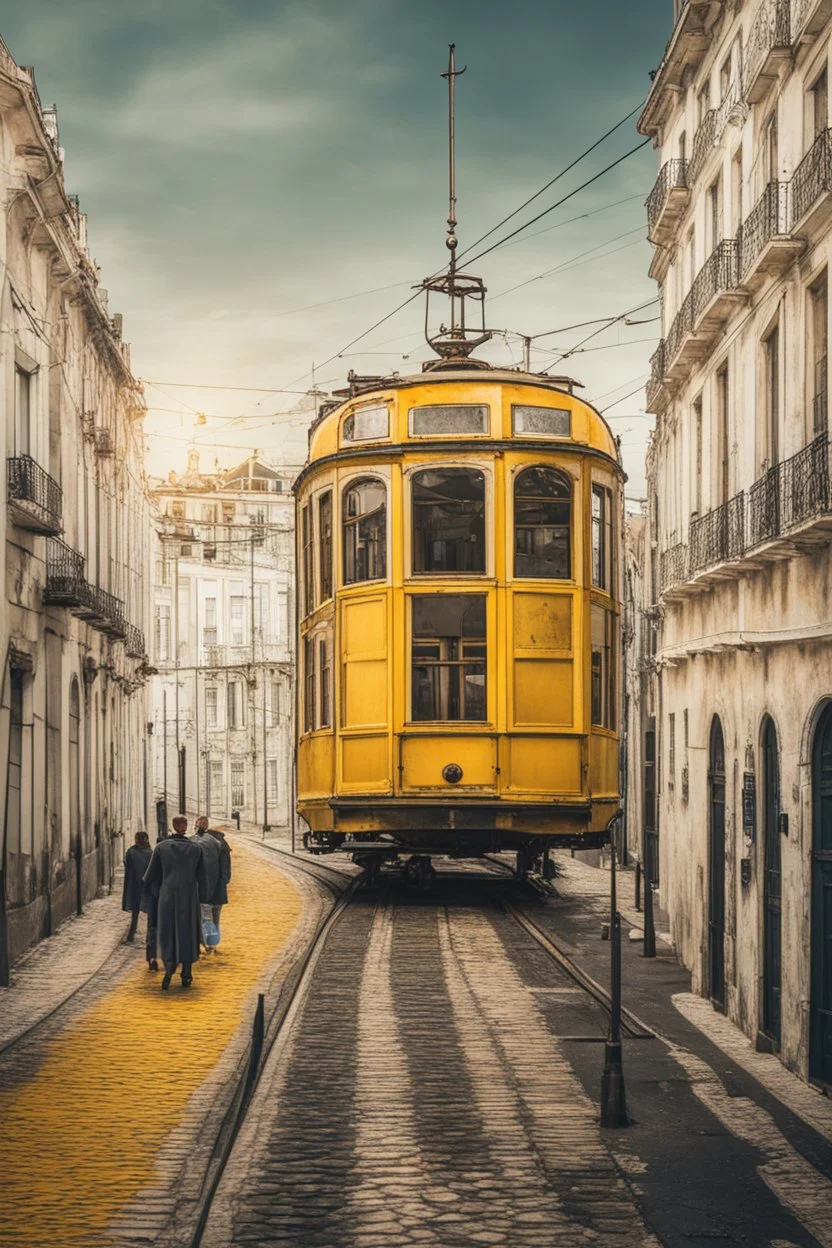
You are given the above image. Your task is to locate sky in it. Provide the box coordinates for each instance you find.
[1,0,674,496]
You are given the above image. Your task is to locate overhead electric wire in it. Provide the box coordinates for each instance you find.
[600,383,651,413]
[492,225,647,302]
[544,295,659,370]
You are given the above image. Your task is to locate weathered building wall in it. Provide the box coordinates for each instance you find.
[0,42,151,973]
[636,0,832,1083]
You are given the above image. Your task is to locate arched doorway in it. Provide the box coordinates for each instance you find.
[811,703,832,1087]
[709,716,726,1009]
[761,716,781,1046]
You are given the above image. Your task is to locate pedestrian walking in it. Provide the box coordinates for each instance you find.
[143,815,207,990]
[208,825,232,927]
[122,830,151,944]
[191,815,223,952]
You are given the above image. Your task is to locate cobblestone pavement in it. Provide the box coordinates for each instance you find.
[0,835,322,1248]
[203,860,832,1248]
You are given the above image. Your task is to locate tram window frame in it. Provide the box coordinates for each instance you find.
[591,484,614,592]
[513,465,572,580]
[342,477,387,586]
[408,404,490,437]
[342,404,389,443]
[511,405,571,438]
[318,491,333,602]
[590,604,616,730]
[303,636,316,733]
[301,503,314,615]
[412,466,486,575]
[319,636,331,728]
[410,594,487,723]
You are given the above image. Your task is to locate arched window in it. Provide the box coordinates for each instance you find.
[514,466,571,579]
[412,468,485,574]
[343,478,386,584]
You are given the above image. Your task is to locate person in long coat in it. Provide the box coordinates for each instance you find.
[208,826,232,926]
[122,830,151,944]
[143,815,207,990]
[191,815,223,952]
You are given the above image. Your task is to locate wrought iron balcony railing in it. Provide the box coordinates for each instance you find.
[738,181,791,275]
[44,538,86,607]
[791,127,832,227]
[690,239,741,314]
[646,159,689,238]
[645,342,668,412]
[660,542,688,594]
[96,587,127,637]
[125,623,147,658]
[791,0,832,41]
[7,455,63,534]
[744,0,791,101]
[689,108,718,184]
[748,433,830,547]
[689,493,745,573]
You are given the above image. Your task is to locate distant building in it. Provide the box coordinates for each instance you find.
[635,0,832,1087]
[149,451,295,835]
[0,41,152,973]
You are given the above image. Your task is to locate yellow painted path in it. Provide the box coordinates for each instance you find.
[0,836,302,1246]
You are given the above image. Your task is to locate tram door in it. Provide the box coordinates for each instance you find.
[811,705,832,1087]
[709,717,726,1009]
[762,717,781,1045]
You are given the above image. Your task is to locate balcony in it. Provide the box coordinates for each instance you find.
[689,109,718,185]
[125,623,147,659]
[744,0,791,103]
[664,289,703,379]
[691,240,747,334]
[640,2,713,135]
[44,538,87,608]
[646,160,690,244]
[203,643,228,668]
[790,128,832,233]
[747,434,832,556]
[791,0,832,43]
[645,342,669,414]
[738,182,803,289]
[689,493,746,578]
[659,542,689,600]
[7,456,63,535]
[95,587,127,638]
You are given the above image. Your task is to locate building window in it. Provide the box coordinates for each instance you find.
[319,638,331,728]
[766,110,779,182]
[209,759,224,814]
[696,79,711,126]
[411,594,486,722]
[716,364,730,505]
[230,760,245,809]
[206,685,218,728]
[302,503,314,613]
[810,271,828,436]
[514,466,571,579]
[591,485,614,591]
[254,583,269,637]
[155,604,171,662]
[267,758,279,803]
[319,491,333,602]
[204,596,217,646]
[669,712,676,788]
[230,590,245,647]
[343,478,386,585]
[270,679,281,726]
[590,604,615,729]
[412,468,485,574]
[6,670,24,855]
[811,67,828,142]
[228,680,245,729]
[304,637,316,732]
[171,499,185,519]
[14,365,32,458]
[764,324,780,466]
[202,504,218,524]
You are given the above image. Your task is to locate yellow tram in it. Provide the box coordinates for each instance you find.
[295,361,623,876]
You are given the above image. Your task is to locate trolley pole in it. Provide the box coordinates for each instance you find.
[601,816,628,1127]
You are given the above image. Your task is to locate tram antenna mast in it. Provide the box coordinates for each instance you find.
[421,45,491,367]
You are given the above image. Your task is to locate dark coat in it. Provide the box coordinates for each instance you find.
[190,832,222,904]
[144,836,207,967]
[122,845,151,912]
[208,829,232,905]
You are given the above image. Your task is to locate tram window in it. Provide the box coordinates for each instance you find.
[409,404,489,436]
[318,492,332,602]
[343,405,389,442]
[411,594,486,722]
[592,485,614,591]
[514,466,571,579]
[319,637,331,728]
[412,468,485,574]
[591,604,615,729]
[512,405,571,437]
[303,637,316,732]
[343,478,386,584]
[301,503,314,614]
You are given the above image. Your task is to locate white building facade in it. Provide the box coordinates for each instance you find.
[0,42,152,975]
[638,0,832,1087]
[149,453,295,836]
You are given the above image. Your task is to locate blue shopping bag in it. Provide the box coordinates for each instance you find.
[201,904,221,947]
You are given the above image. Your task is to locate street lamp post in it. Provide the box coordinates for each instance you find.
[601,814,628,1127]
